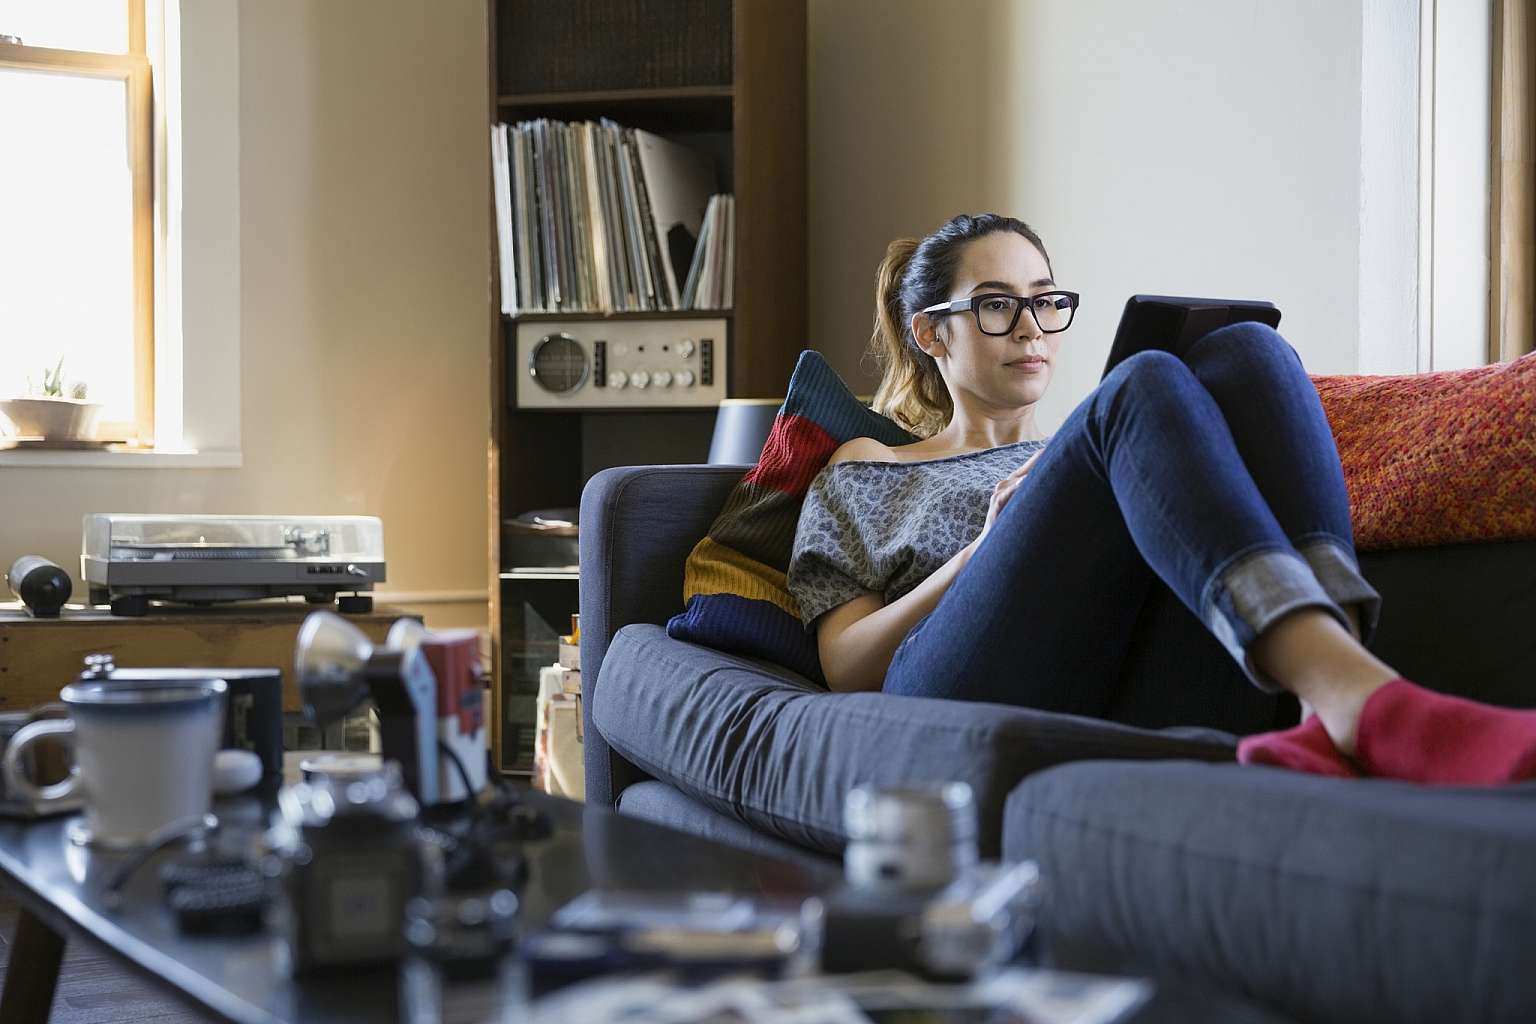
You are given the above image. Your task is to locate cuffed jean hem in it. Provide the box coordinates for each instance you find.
[1201,546,1351,694]
[1294,535,1382,646]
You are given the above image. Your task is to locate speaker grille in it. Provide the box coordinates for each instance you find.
[529,334,589,394]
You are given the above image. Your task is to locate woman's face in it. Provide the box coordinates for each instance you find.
[913,231,1064,413]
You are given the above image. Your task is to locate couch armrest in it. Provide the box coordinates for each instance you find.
[578,464,748,807]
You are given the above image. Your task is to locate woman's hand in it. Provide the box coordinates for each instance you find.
[971,450,1043,554]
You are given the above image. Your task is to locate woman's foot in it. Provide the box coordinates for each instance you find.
[1251,607,1398,756]
[1237,714,1361,778]
[1354,679,1536,786]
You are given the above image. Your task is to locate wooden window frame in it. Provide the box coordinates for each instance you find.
[0,1,154,445]
[1490,0,1535,363]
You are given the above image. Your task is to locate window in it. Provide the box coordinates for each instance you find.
[0,1,153,444]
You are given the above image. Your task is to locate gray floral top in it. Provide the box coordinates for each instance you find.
[787,439,1049,627]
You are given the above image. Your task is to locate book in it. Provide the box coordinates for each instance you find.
[491,125,516,316]
[598,122,635,310]
[634,129,716,309]
[493,118,727,315]
[721,194,735,309]
[531,121,560,308]
[685,193,734,310]
[611,123,655,309]
[681,198,709,310]
[578,123,612,312]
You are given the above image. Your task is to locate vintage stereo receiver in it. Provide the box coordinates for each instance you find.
[512,318,728,410]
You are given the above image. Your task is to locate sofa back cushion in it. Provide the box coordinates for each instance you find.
[1313,352,1536,550]
[666,350,915,683]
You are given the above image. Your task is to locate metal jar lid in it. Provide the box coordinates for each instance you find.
[843,782,977,845]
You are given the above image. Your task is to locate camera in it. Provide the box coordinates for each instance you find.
[815,782,1042,979]
[260,762,442,974]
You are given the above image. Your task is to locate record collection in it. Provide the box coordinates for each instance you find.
[492,118,732,316]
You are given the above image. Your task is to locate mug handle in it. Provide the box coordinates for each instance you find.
[3,719,80,805]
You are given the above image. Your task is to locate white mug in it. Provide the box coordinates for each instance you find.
[2,677,227,848]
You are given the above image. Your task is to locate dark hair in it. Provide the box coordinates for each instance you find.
[868,213,1053,437]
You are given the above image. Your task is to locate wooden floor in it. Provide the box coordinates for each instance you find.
[0,896,216,1024]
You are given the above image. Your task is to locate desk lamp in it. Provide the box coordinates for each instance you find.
[708,398,781,465]
[294,611,487,805]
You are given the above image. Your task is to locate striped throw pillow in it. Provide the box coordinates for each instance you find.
[666,350,916,683]
[1313,351,1536,551]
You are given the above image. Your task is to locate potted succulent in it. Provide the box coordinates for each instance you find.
[0,359,103,443]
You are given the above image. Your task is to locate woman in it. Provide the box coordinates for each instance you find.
[787,212,1536,784]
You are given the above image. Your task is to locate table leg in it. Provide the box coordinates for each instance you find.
[0,906,65,1024]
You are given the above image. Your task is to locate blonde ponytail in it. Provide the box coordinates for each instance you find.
[867,238,953,438]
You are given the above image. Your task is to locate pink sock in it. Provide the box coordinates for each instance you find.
[1355,678,1536,786]
[1237,714,1360,778]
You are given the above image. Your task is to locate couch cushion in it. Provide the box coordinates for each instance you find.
[1004,761,1536,1024]
[1360,539,1536,708]
[617,780,837,870]
[666,350,916,683]
[1312,351,1536,550]
[595,623,1238,856]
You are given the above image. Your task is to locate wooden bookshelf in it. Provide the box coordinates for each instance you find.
[486,0,806,772]
[498,89,733,131]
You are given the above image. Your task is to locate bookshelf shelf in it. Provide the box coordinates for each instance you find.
[486,0,806,774]
[504,309,732,323]
[497,85,734,132]
[497,85,733,104]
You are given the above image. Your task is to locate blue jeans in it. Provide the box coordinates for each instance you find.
[882,323,1381,729]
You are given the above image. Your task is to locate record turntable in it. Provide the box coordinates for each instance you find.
[82,514,386,617]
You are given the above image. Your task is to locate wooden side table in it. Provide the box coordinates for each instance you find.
[0,603,415,713]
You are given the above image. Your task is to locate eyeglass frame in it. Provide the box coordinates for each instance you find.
[919,290,1082,336]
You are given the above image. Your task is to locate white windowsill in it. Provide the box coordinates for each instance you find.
[0,446,241,468]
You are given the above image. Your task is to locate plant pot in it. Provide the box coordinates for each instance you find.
[0,397,103,441]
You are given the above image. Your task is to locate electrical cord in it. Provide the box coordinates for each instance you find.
[98,813,220,909]
[436,742,477,808]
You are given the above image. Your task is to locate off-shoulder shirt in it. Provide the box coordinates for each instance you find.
[786,439,1049,628]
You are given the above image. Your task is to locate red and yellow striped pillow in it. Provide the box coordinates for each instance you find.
[666,351,915,683]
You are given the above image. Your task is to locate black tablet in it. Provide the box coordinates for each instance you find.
[1102,294,1282,380]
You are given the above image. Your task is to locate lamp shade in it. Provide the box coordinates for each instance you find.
[708,398,781,465]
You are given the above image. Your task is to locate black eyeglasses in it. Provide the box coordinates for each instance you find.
[921,290,1081,336]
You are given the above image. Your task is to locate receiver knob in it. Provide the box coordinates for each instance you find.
[676,369,695,387]
[677,339,696,358]
[631,370,651,389]
[608,370,628,389]
[653,370,673,388]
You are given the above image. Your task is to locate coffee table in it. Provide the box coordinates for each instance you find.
[0,788,841,1024]
[0,789,1297,1024]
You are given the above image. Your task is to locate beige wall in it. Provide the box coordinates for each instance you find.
[4,0,1373,626]
[809,0,1366,431]
[0,0,491,631]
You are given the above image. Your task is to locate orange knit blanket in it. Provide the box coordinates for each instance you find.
[1313,352,1536,551]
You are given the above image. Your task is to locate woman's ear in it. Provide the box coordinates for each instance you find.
[912,312,946,359]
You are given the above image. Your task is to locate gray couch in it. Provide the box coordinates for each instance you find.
[579,463,1536,1023]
